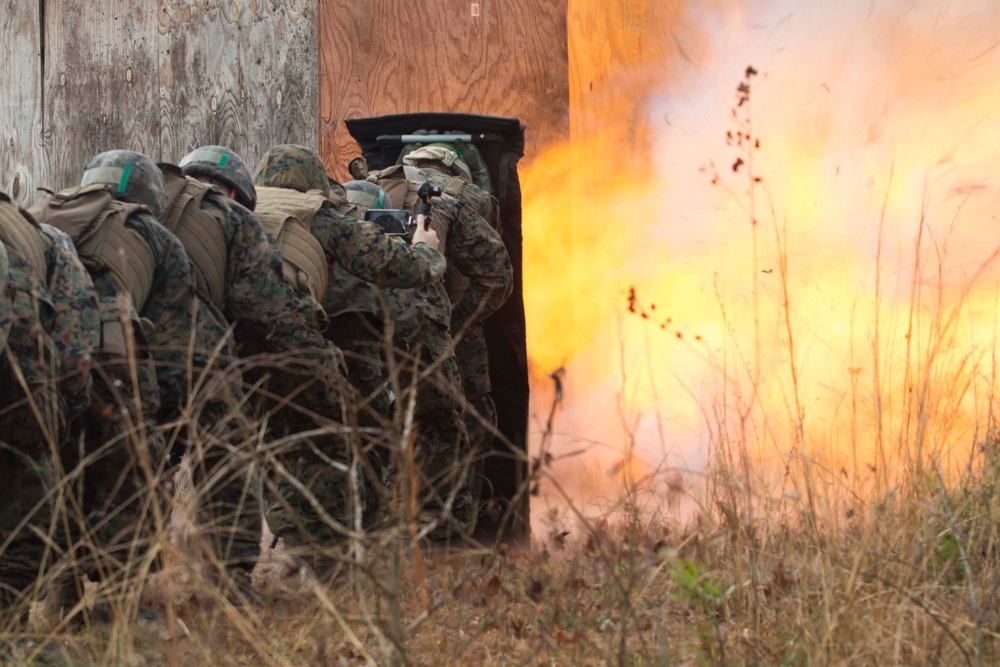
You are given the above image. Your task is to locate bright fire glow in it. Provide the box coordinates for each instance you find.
[523,0,1000,526]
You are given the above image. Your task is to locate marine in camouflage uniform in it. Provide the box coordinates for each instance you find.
[323,180,395,428]
[252,144,445,558]
[28,151,202,622]
[0,193,99,619]
[158,146,351,581]
[402,143,513,515]
[359,158,485,540]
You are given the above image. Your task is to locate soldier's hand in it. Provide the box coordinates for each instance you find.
[412,216,441,251]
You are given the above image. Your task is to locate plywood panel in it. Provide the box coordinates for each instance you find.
[243,0,319,166]
[0,2,46,204]
[44,1,162,191]
[158,0,247,163]
[319,0,568,178]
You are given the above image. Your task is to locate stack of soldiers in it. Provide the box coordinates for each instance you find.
[0,138,511,627]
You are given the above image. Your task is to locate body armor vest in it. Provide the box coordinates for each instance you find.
[160,169,228,311]
[29,184,156,355]
[254,186,329,302]
[374,165,423,213]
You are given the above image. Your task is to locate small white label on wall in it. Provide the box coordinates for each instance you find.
[471,3,480,17]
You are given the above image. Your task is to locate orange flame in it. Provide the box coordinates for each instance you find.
[523,0,1000,524]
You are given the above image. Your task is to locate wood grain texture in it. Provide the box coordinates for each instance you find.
[243,0,319,164]
[158,0,247,163]
[319,0,568,179]
[157,0,318,170]
[0,1,47,204]
[44,1,162,191]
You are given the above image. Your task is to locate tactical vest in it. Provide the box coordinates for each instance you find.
[0,193,50,286]
[28,184,156,355]
[160,169,228,311]
[374,165,424,214]
[254,186,329,303]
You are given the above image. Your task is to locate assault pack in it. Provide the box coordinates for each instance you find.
[254,186,329,304]
[28,183,155,355]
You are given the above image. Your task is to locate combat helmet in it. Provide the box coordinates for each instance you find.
[343,180,392,210]
[253,145,331,198]
[179,145,257,211]
[81,150,168,218]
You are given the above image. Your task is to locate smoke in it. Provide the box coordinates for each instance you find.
[523,0,1000,529]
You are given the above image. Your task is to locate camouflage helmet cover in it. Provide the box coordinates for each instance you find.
[179,145,257,211]
[252,144,331,198]
[82,150,168,217]
[343,180,392,210]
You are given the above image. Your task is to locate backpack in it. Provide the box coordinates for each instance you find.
[254,186,329,303]
[28,184,156,355]
[372,165,425,213]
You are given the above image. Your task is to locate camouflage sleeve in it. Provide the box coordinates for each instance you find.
[311,208,446,288]
[223,203,344,377]
[437,198,513,330]
[40,224,100,420]
[130,214,198,421]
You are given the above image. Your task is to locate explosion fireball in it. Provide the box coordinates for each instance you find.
[522,0,1000,527]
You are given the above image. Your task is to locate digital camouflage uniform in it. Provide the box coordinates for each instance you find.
[0,195,70,616]
[165,148,353,576]
[360,162,473,539]
[28,151,202,620]
[322,179,394,438]
[253,145,445,555]
[404,147,512,469]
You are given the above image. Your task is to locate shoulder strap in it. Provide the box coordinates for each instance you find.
[0,198,50,286]
[160,170,228,310]
[255,186,329,302]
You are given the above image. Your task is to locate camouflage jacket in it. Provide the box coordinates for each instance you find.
[115,211,199,423]
[39,224,100,421]
[312,205,445,288]
[316,205,447,340]
[0,213,63,445]
[184,188,346,409]
[420,168,512,330]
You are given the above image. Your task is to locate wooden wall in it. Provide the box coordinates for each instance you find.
[0,0,319,205]
[319,0,569,179]
[1,2,46,202]
[2,1,570,203]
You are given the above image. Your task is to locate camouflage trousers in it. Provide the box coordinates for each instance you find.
[255,355,366,556]
[1,430,168,623]
[464,394,496,512]
[183,400,262,575]
[326,312,395,523]
[0,446,67,621]
[40,359,169,622]
[392,323,474,539]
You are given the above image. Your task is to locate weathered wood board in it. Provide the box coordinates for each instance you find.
[319,0,569,178]
[1,1,47,204]
[44,1,163,191]
[158,0,319,168]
